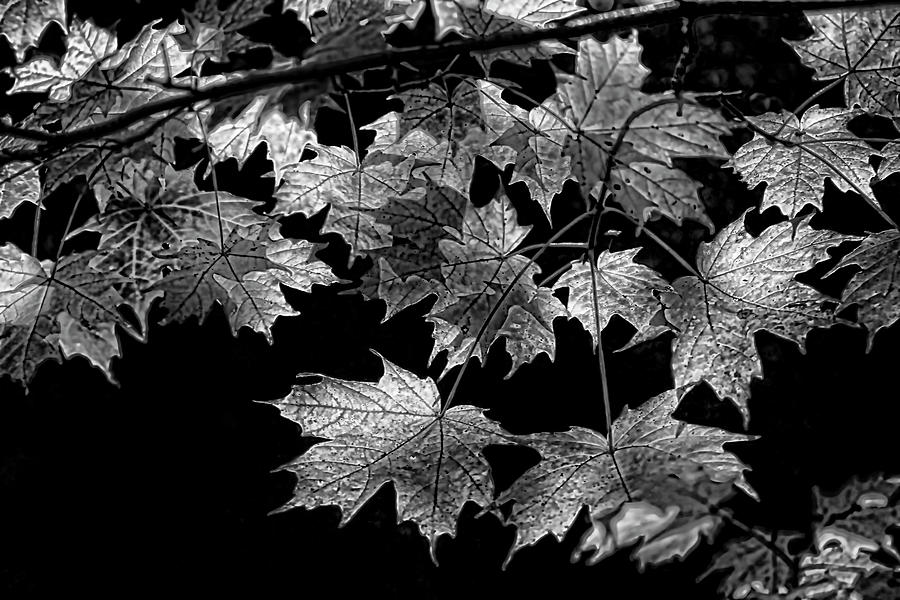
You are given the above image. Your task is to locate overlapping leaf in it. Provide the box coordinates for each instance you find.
[663,214,852,420]
[730,107,879,219]
[273,117,421,263]
[0,161,39,220]
[0,244,134,385]
[9,19,116,102]
[499,390,753,555]
[271,355,516,548]
[202,95,316,181]
[151,224,336,340]
[510,34,728,228]
[179,0,270,63]
[555,248,672,349]
[70,164,267,317]
[428,196,567,376]
[790,8,900,115]
[480,80,571,220]
[0,0,66,61]
[827,230,900,348]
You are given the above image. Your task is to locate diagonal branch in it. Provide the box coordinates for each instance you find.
[1,0,896,164]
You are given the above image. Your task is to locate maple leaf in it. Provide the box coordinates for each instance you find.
[274,116,421,263]
[480,80,571,221]
[827,230,900,349]
[179,0,269,63]
[9,19,117,102]
[554,248,672,349]
[532,34,727,227]
[203,96,316,181]
[877,141,900,181]
[499,390,754,556]
[427,195,567,376]
[0,0,66,61]
[662,214,852,420]
[790,8,900,115]
[573,493,730,571]
[271,355,516,550]
[69,164,268,318]
[35,20,193,132]
[151,225,336,340]
[0,161,39,220]
[432,0,582,72]
[0,244,134,385]
[701,532,800,599]
[730,107,879,220]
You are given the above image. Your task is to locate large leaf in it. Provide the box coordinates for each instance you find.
[271,355,516,549]
[663,214,852,419]
[730,107,878,219]
[499,390,754,555]
[790,8,900,116]
[0,244,133,385]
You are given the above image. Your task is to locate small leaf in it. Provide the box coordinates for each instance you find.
[730,107,878,219]
[555,248,672,348]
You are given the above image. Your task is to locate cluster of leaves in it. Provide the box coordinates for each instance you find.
[1,0,900,597]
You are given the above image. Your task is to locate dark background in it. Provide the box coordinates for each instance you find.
[2,1,900,597]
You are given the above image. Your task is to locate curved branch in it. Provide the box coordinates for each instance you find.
[1,0,895,163]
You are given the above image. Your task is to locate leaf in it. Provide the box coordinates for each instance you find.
[274,131,420,263]
[179,0,269,63]
[877,141,900,181]
[529,33,727,227]
[204,97,316,181]
[573,496,729,571]
[0,0,66,61]
[151,224,335,340]
[428,195,567,376]
[790,8,900,115]
[480,80,572,221]
[0,161,39,220]
[730,107,879,219]
[555,248,672,349]
[70,164,268,317]
[828,230,900,349]
[702,533,799,599]
[438,0,582,71]
[283,0,331,27]
[271,355,515,550]
[0,244,132,385]
[9,19,117,102]
[500,390,754,556]
[663,214,852,420]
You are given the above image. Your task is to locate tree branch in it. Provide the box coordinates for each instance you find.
[1,0,896,164]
